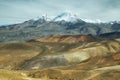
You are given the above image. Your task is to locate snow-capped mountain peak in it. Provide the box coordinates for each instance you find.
[53,12,80,22]
[82,19,103,23]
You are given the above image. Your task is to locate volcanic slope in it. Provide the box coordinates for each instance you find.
[0,35,120,80]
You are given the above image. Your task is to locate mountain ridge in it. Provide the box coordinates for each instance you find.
[0,12,120,42]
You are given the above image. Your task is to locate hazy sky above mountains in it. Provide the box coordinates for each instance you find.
[0,0,120,25]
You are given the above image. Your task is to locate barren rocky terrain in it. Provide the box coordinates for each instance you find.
[0,35,120,80]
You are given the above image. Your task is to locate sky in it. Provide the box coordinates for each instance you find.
[0,0,120,25]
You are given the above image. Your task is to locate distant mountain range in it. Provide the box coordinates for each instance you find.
[0,12,120,42]
[0,12,120,80]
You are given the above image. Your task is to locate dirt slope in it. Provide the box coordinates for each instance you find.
[0,35,120,80]
[30,35,100,43]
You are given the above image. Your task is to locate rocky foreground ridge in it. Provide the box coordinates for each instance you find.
[0,35,120,80]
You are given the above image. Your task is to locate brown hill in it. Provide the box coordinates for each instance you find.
[29,34,100,43]
[0,42,43,70]
[0,35,120,80]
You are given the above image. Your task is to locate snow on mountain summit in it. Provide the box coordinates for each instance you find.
[32,12,104,23]
[82,19,102,23]
[53,12,80,22]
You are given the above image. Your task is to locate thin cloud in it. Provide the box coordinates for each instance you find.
[0,0,120,24]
